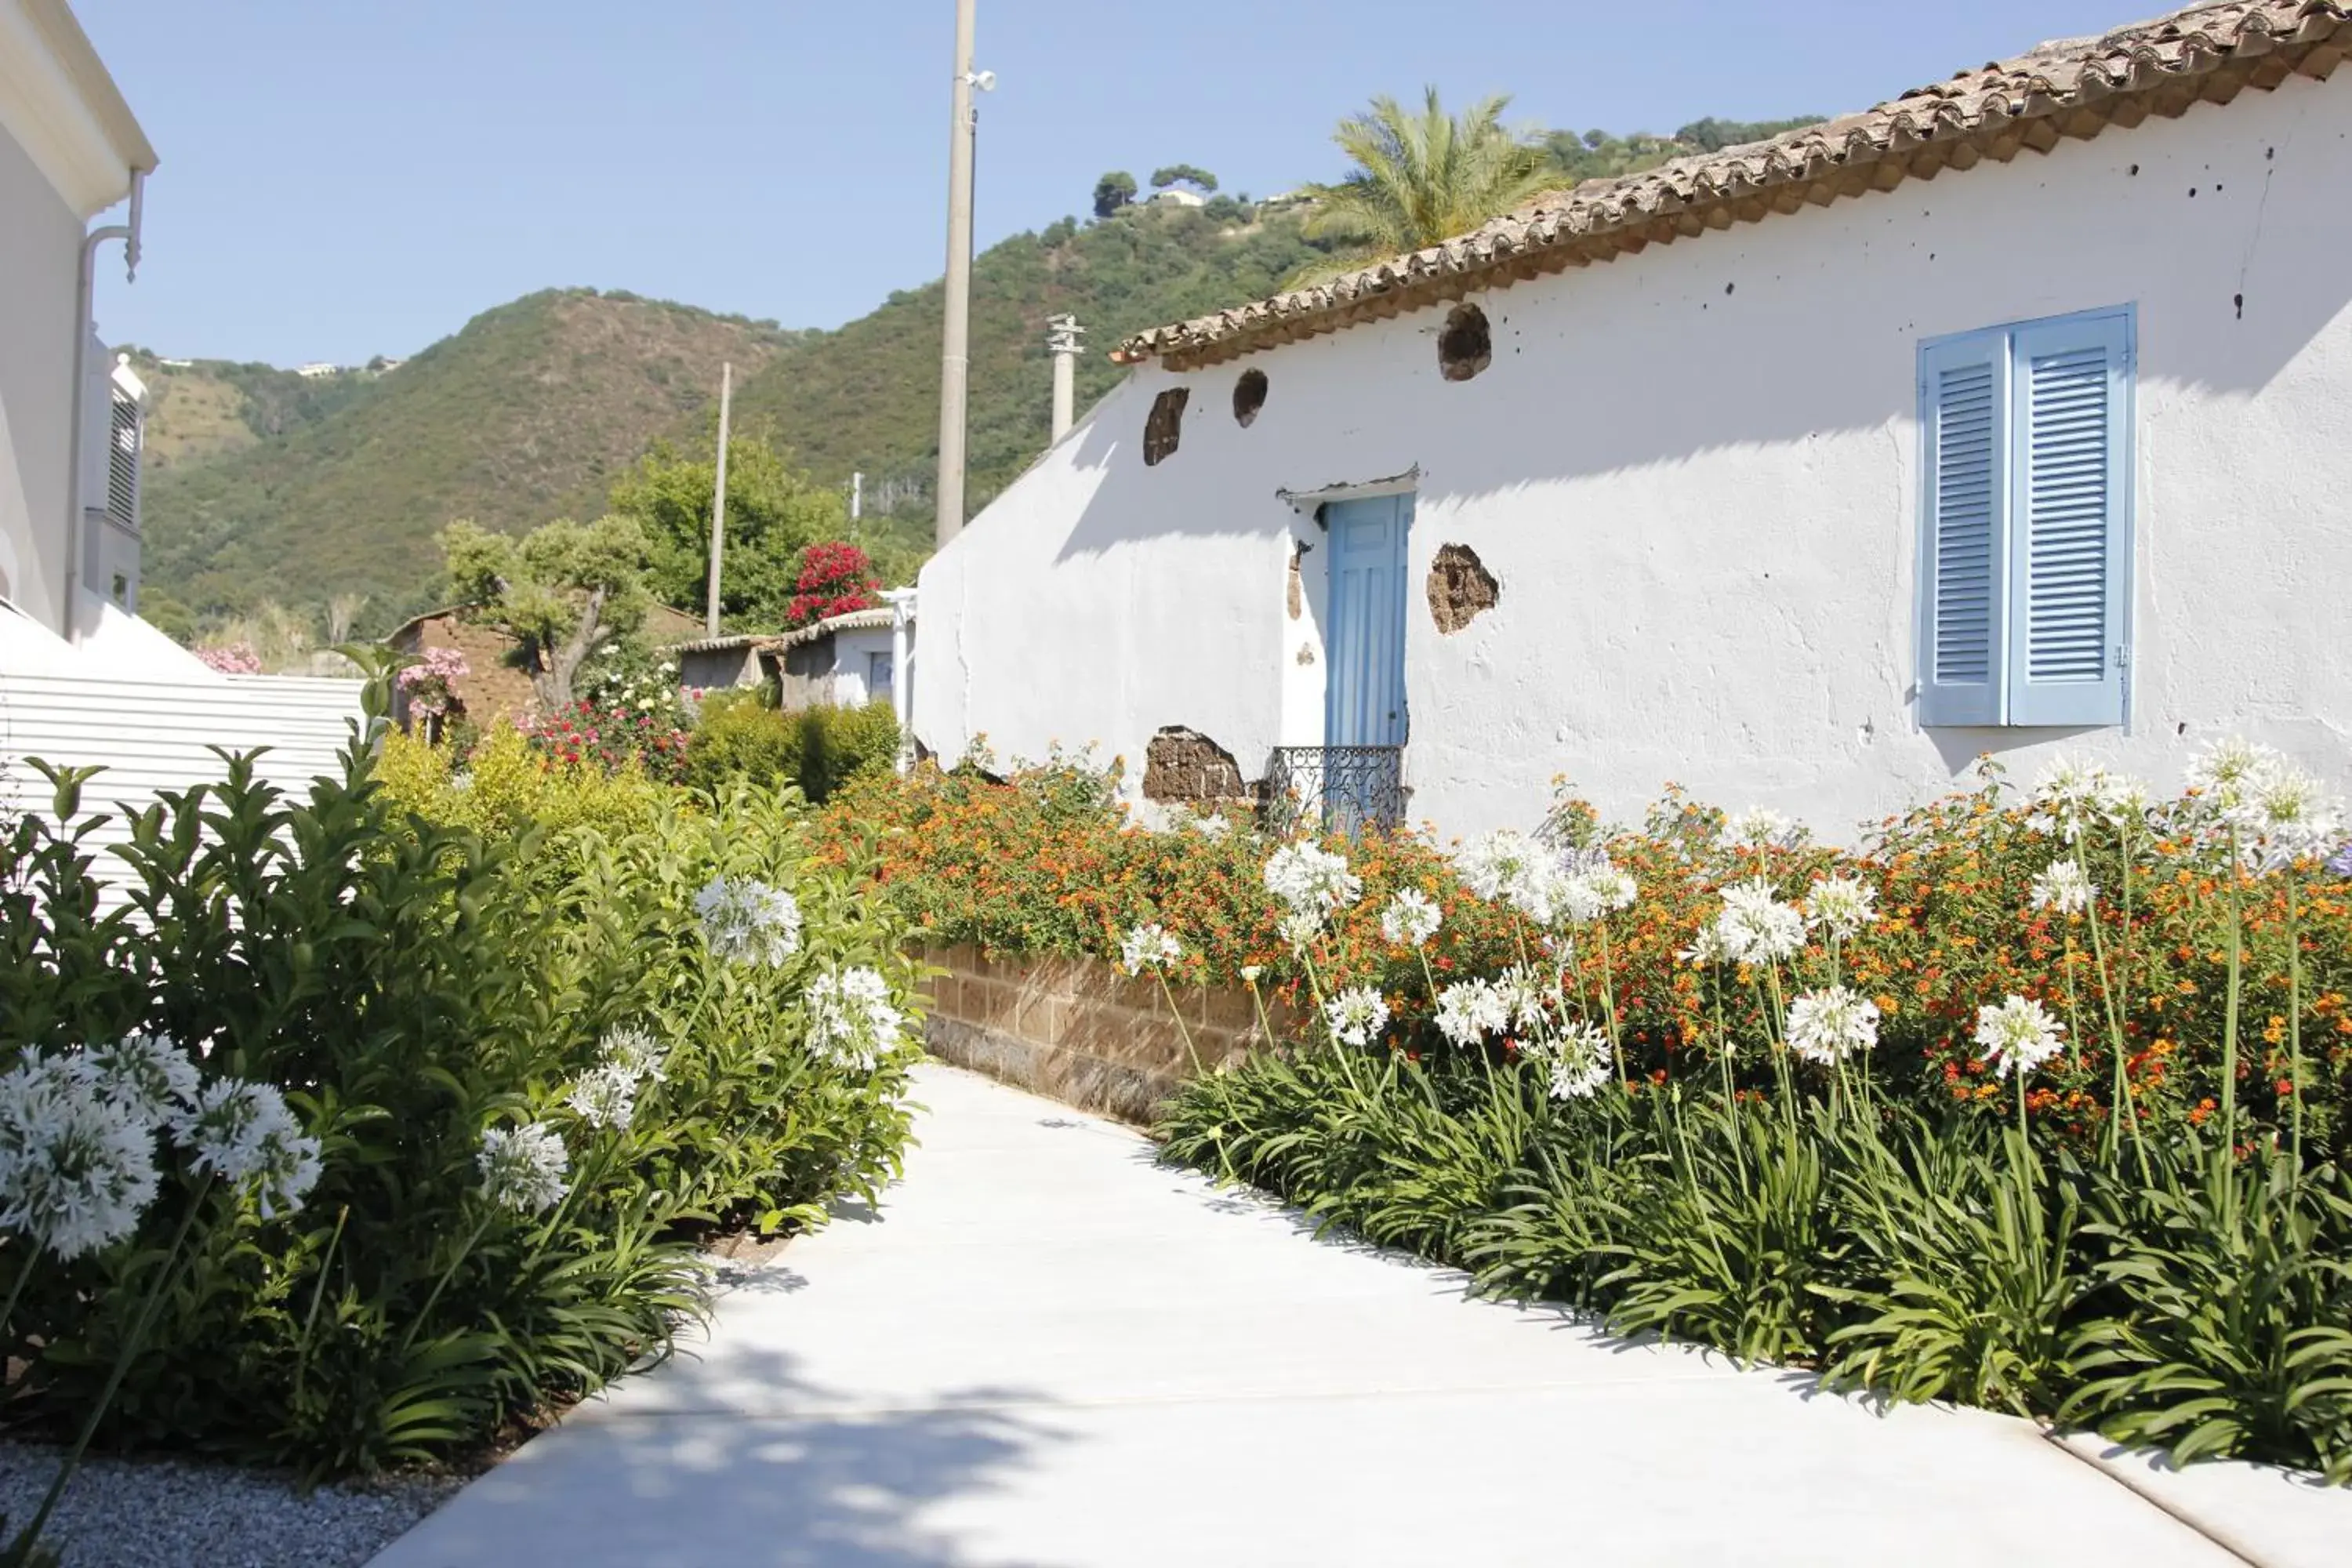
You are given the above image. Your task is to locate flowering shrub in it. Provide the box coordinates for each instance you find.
[1136,742,2352,1480]
[784,541,881,629]
[0,667,920,1481]
[394,644,469,718]
[193,642,262,675]
[818,752,2352,1142]
[529,695,693,782]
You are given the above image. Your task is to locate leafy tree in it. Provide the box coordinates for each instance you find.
[1675,115,1822,153]
[1091,170,1138,218]
[1289,89,1554,285]
[440,514,652,712]
[1149,164,1219,194]
[606,434,844,628]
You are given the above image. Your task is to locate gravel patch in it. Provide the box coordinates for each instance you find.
[0,1441,462,1568]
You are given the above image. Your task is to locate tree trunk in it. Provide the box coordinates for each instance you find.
[532,583,608,714]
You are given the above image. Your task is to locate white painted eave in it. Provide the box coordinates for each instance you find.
[0,0,157,221]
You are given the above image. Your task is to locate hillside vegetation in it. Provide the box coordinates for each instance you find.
[141,292,798,630]
[136,115,1815,632]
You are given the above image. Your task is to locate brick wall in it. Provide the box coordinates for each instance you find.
[916,945,1297,1123]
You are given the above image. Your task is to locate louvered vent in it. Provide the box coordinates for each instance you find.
[2021,347,2110,683]
[105,384,141,533]
[1931,361,1996,687]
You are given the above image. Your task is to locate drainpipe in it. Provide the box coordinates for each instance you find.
[67,169,145,642]
[884,587,916,775]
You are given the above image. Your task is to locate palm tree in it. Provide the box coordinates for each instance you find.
[1287,89,1555,287]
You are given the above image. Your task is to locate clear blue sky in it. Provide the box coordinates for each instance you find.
[80,0,2148,367]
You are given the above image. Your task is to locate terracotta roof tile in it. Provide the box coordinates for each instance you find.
[1115,0,2347,368]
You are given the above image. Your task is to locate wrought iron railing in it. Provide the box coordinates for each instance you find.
[1262,746,1406,838]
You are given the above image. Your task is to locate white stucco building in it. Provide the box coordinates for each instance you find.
[916,0,2352,837]
[0,0,157,644]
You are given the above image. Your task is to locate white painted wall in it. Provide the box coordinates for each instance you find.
[918,74,2352,839]
[830,626,897,708]
[0,670,366,896]
[0,120,82,633]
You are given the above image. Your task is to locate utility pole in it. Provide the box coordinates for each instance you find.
[705,361,732,636]
[935,0,986,550]
[851,470,864,522]
[1047,314,1083,443]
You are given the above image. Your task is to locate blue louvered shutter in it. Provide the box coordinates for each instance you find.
[2006,312,2131,726]
[1917,332,2009,726]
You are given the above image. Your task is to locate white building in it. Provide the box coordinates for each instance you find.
[916,0,2352,837]
[0,0,158,641]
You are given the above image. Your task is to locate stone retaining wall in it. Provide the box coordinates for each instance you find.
[917,945,1297,1123]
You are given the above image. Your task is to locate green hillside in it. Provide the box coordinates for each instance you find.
[724,200,1336,561]
[141,290,798,630]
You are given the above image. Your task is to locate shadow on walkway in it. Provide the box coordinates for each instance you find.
[373,1343,1075,1568]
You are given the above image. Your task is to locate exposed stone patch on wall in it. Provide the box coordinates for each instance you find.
[1142,387,1189,465]
[918,945,1299,1123]
[1142,725,1249,803]
[1427,542,1500,633]
[1438,303,1493,382]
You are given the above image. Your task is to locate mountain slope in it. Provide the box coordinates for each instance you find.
[726,202,1332,558]
[141,290,796,628]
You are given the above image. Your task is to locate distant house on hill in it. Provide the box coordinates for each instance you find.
[295,362,339,379]
[667,603,911,711]
[1148,187,1206,209]
[914,0,2352,837]
[388,601,703,730]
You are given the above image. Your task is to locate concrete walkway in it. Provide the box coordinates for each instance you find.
[372,1064,2345,1567]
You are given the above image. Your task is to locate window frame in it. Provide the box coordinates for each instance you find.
[1913,303,2137,731]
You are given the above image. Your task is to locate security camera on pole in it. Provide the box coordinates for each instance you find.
[935,0,993,550]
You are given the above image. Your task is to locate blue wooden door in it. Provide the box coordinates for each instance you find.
[1324,494,1411,746]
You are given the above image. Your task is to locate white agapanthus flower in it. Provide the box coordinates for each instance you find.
[1323,985,1390,1047]
[0,1053,160,1260]
[1263,840,1361,916]
[1713,879,1807,964]
[1491,965,1563,1037]
[1379,887,1443,948]
[2024,757,2146,842]
[806,966,906,1072]
[695,876,804,967]
[1726,807,1806,852]
[2029,858,2096,916]
[1679,921,1736,967]
[2184,736,2285,820]
[600,1025,669,1083]
[564,1064,641,1131]
[74,1032,201,1126]
[1526,1022,1612,1101]
[2241,760,2343,870]
[1276,909,1326,953]
[1454,829,1541,904]
[477,1123,571,1214]
[1784,986,1881,1065]
[1117,922,1184,975]
[172,1079,324,1219]
[1433,979,1512,1047]
[1555,850,1638,926]
[1974,995,2067,1080]
[1802,875,1878,941]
